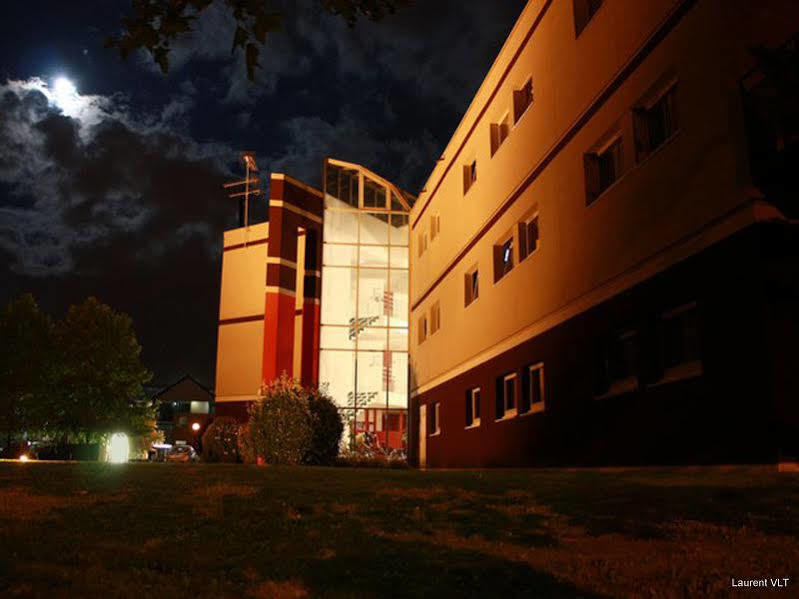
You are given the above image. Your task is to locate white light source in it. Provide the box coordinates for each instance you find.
[18,454,29,463]
[51,76,81,116]
[191,422,201,432]
[107,433,130,464]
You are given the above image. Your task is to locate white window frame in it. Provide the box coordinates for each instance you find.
[466,387,481,429]
[430,301,441,335]
[496,373,518,421]
[521,362,546,415]
[430,402,441,436]
[465,265,479,307]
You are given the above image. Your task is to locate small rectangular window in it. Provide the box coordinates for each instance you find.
[513,79,533,124]
[465,387,481,428]
[418,314,428,345]
[584,136,623,205]
[463,160,477,194]
[429,402,441,435]
[518,215,539,261]
[595,330,638,396]
[661,303,701,376]
[363,177,387,209]
[417,231,427,257]
[495,373,517,420]
[574,0,603,37]
[493,236,514,282]
[430,214,440,240]
[464,267,479,307]
[520,363,545,415]
[634,84,678,161]
[430,301,441,335]
[490,113,511,156]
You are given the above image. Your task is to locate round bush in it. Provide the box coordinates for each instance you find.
[304,389,344,465]
[248,374,312,465]
[201,417,241,462]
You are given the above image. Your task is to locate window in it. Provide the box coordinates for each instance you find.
[584,136,623,205]
[417,231,427,257]
[465,387,481,428]
[429,402,441,435]
[661,303,702,379]
[463,160,477,194]
[430,214,441,241]
[513,78,533,124]
[363,177,387,208]
[490,112,511,155]
[518,215,539,261]
[634,84,678,161]
[464,266,479,307]
[595,330,638,397]
[493,236,514,282]
[574,0,602,37]
[495,373,517,420]
[430,301,441,335]
[520,363,545,415]
[418,314,428,345]
[178,415,188,426]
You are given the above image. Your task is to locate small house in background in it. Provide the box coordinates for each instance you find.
[151,376,214,447]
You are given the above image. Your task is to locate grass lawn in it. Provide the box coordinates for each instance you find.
[0,463,797,598]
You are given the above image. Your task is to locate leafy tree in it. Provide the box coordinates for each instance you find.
[0,294,55,445]
[51,297,153,442]
[305,384,343,465]
[245,373,312,465]
[202,416,241,462]
[106,0,409,80]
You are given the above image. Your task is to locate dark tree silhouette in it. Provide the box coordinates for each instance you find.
[106,0,409,81]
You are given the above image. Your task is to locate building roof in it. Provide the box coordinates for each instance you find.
[151,375,214,404]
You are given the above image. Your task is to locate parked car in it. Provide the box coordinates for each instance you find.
[165,445,198,462]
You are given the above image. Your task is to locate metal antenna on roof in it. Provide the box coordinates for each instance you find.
[223,152,261,245]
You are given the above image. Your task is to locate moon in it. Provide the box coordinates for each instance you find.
[51,76,81,115]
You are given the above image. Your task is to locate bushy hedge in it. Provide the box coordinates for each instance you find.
[239,374,343,466]
[305,388,345,465]
[201,417,240,462]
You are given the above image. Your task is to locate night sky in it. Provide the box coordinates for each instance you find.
[0,0,526,389]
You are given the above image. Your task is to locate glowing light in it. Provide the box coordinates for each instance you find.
[107,433,130,463]
[51,76,81,116]
[191,422,201,432]
[18,454,29,463]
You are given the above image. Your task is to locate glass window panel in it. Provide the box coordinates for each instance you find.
[320,325,356,350]
[356,351,386,409]
[388,352,408,408]
[323,244,358,267]
[357,268,389,327]
[358,326,389,351]
[388,270,409,328]
[390,214,409,246]
[363,176,387,209]
[360,212,389,245]
[319,350,355,409]
[323,209,358,243]
[390,247,408,269]
[389,328,408,351]
[359,245,389,268]
[321,266,356,325]
[391,191,404,211]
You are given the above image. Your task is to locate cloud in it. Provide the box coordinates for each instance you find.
[0,77,236,277]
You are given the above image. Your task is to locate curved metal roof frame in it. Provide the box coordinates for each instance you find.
[326,157,415,211]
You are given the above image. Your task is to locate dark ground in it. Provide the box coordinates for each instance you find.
[0,463,797,598]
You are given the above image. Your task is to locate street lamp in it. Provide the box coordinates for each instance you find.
[191,422,201,432]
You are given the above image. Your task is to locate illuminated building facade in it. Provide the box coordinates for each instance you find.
[408,0,799,467]
[214,161,413,450]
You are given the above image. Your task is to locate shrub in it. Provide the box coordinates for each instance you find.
[248,374,312,465]
[201,417,241,462]
[304,387,344,465]
[237,422,256,464]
